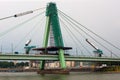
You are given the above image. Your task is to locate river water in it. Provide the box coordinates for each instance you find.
[0,72,120,80]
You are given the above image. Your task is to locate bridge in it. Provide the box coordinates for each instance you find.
[0,2,120,73]
[0,54,120,62]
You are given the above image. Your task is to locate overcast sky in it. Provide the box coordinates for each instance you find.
[0,0,120,55]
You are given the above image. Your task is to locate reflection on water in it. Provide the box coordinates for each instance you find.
[0,72,120,80]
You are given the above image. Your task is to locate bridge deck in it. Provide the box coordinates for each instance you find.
[0,54,120,62]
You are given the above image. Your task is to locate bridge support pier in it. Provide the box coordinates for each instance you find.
[58,49,66,69]
[40,60,45,70]
[39,2,67,72]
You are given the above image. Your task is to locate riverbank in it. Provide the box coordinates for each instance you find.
[0,68,38,72]
[0,66,120,74]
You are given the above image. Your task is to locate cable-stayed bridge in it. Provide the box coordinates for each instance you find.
[0,2,120,73]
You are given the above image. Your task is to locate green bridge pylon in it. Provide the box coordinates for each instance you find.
[40,2,66,70]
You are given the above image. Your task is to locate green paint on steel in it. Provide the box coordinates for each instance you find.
[0,54,120,62]
[0,54,59,60]
[42,17,50,47]
[58,49,66,68]
[40,2,67,69]
[46,2,64,47]
[40,60,45,70]
[40,16,50,70]
[46,2,66,69]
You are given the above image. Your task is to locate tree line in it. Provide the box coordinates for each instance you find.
[0,61,29,68]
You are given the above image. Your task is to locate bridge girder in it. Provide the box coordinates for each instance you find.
[0,54,120,62]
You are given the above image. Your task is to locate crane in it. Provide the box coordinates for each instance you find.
[86,39,103,57]
[24,39,36,54]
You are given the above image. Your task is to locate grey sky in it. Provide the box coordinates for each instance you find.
[0,0,120,56]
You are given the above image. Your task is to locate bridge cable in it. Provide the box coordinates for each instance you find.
[59,17,93,57]
[58,10,120,53]
[0,7,45,20]
[59,13,108,57]
[29,16,46,42]
[59,12,118,58]
[60,18,85,56]
[13,15,45,51]
[58,10,118,58]
[0,11,45,39]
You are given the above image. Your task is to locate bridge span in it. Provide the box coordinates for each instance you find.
[0,54,120,62]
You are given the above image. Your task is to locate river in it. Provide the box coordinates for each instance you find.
[0,72,120,80]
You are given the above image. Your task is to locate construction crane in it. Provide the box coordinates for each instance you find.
[24,39,36,54]
[86,39,103,57]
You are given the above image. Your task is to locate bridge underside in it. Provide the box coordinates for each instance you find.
[0,54,120,62]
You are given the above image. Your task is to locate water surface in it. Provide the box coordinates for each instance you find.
[0,72,120,80]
